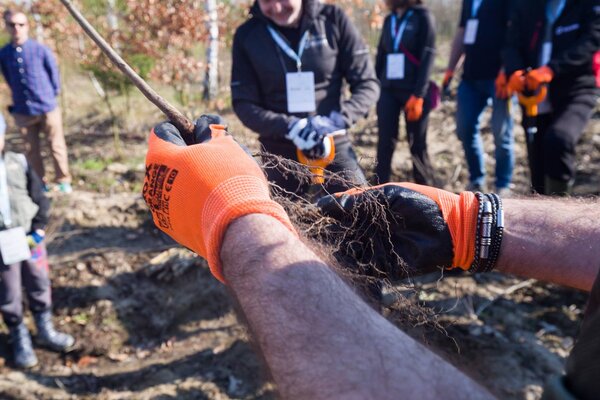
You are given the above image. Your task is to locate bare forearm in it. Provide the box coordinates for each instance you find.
[221,214,493,400]
[497,198,600,291]
[446,29,465,72]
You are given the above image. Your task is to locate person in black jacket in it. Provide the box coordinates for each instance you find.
[504,0,600,195]
[374,0,436,185]
[0,116,74,369]
[231,0,379,198]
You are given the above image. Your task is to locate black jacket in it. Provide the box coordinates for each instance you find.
[231,0,379,143]
[459,0,513,80]
[504,0,600,98]
[375,6,435,97]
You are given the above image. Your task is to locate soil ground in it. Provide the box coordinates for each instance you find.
[0,86,597,399]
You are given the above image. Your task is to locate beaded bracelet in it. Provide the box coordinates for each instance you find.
[469,192,505,273]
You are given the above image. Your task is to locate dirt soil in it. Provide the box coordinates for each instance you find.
[0,100,597,399]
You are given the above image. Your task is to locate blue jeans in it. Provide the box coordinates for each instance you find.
[456,79,515,189]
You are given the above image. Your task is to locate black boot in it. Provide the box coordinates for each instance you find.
[34,310,75,351]
[544,176,573,196]
[9,322,38,369]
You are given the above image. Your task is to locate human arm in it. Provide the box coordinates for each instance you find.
[413,10,436,99]
[374,16,388,82]
[502,4,527,77]
[222,213,494,400]
[144,118,494,399]
[547,0,600,77]
[43,46,61,97]
[230,30,295,139]
[335,7,380,127]
[496,198,600,291]
[445,28,465,76]
[318,184,600,292]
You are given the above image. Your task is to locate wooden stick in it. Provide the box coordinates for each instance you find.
[58,0,195,140]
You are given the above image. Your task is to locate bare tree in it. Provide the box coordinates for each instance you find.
[203,0,219,100]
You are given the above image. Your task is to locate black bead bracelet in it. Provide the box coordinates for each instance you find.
[470,192,505,273]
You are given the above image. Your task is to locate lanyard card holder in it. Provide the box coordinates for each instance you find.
[286,72,316,113]
[386,54,406,80]
[464,19,479,44]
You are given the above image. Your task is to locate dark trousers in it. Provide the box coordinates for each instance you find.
[0,243,51,327]
[376,89,434,185]
[261,138,367,199]
[522,91,598,194]
[543,271,600,400]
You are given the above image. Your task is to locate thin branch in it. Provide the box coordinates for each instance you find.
[59,0,195,140]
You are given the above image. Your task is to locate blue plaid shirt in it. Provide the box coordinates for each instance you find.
[0,39,60,115]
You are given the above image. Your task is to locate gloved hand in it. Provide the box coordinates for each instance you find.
[404,95,424,122]
[317,183,479,279]
[144,114,296,282]
[26,230,45,249]
[441,70,453,99]
[288,116,339,158]
[525,66,553,91]
[495,71,509,99]
[328,110,347,130]
[507,70,526,94]
[286,118,316,150]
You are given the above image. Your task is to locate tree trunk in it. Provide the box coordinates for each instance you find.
[203,0,219,100]
[107,0,120,50]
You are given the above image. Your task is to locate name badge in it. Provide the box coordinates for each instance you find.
[541,42,553,66]
[464,19,479,44]
[386,54,405,80]
[0,227,31,265]
[286,72,316,113]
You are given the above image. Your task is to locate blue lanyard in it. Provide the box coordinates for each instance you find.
[390,10,413,52]
[546,0,566,26]
[471,0,484,17]
[267,26,310,71]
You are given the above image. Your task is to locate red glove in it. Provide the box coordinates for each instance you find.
[525,66,554,91]
[507,70,526,94]
[495,71,509,99]
[405,95,424,122]
[143,115,296,282]
[442,70,453,89]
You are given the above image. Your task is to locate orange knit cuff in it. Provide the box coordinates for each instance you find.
[452,192,478,269]
[202,175,297,282]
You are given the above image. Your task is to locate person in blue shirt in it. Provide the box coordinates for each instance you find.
[0,9,72,193]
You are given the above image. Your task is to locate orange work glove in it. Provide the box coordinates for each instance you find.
[441,70,454,100]
[495,71,509,99]
[507,70,526,94]
[405,95,424,122]
[143,115,296,282]
[525,66,554,91]
[318,183,479,277]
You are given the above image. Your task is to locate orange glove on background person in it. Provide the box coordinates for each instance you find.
[442,70,454,98]
[318,183,479,278]
[525,66,553,91]
[143,115,296,282]
[405,95,424,122]
[495,71,509,99]
[507,70,526,94]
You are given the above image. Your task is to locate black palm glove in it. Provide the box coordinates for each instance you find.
[317,184,458,280]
